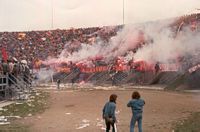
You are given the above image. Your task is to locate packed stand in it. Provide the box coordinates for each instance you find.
[0,26,120,65]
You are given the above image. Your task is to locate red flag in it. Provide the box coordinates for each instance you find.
[1,47,8,62]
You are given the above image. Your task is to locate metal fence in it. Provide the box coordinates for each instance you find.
[0,73,32,100]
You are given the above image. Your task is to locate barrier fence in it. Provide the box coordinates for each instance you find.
[0,73,32,100]
[0,74,9,99]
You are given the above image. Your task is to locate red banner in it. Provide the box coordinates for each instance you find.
[1,47,8,62]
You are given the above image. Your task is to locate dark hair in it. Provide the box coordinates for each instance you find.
[132,91,141,99]
[109,94,117,103]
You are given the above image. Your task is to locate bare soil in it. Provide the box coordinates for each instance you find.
[21,87,200,132]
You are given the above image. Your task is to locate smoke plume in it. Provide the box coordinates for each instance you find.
[44,16,200,72]
[134,23,200,65]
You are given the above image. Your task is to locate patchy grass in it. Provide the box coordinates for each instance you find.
[174,112,200,132]
[0,91,49,117]
[0,123,29,132]
[0,90,49,132]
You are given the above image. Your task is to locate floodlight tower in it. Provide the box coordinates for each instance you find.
[123,0,125,25]
[51,0,54,29]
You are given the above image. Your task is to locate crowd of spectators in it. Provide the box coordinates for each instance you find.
[0,58,31,84]
[0,26,121,68]
[0,13,200,74]
[171,13,200,32]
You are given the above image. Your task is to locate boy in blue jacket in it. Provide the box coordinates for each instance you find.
[102,94,117,132]
[127,91,145,132]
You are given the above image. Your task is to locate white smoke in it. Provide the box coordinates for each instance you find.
[36,68,55,83]
[134,22,176,63]
[134,23,200,65]
[104,25,143,59]
[66,42,104,62]
[43,15,200,72]
[44,25,144,65]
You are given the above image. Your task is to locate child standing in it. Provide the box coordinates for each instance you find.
[127,91,145,132]
[102,94,118,132]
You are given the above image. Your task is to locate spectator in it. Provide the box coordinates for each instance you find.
[1,60,9,75]
[102,94,118,132]
[57,79,61,89]
[154,62,160,74]
[127,91,145,132]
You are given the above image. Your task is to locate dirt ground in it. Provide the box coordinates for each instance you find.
[21,86,200,132]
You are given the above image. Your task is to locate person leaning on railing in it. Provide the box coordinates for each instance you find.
[1,60,9,75]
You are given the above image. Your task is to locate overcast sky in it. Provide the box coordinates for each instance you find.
[0,0,200,31]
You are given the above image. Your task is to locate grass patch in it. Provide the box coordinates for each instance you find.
[0,123,29,132]
[0,90,49,132]
[174,112,200,132]
[0,91,49,117]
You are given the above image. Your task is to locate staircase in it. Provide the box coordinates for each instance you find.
[8,74,32,100]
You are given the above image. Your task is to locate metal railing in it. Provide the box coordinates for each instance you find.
[0,73,32,100]
[0,74,9,100]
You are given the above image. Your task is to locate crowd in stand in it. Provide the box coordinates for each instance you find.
[0,26,120,66]
[0,58,31,85]
[171,13,200,32]
[0,13,200,75]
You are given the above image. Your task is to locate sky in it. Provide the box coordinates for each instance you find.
[0,0,200,31]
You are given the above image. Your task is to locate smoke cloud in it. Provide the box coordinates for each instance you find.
[134,23,200,65]
[44,16,200,71]
[36,68,55,83]
[44,25,144,65]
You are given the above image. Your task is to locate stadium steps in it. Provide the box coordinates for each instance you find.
[95,72,111,84]
[166,69,200,90]
[61,70,80,83]
[89,72,109,83]
[53,72,70,81]
[159,72,181,84]
[127,72,146,84]
[149,72,162,85]
[84,73,96,83]
[88,72,105,82]
[119,72,137,84]
[113,72,129,84]
[149,71,181,85]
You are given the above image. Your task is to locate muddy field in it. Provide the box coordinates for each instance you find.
[22,86,200,132]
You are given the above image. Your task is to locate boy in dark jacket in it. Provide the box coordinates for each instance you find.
[102,94,117,132]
